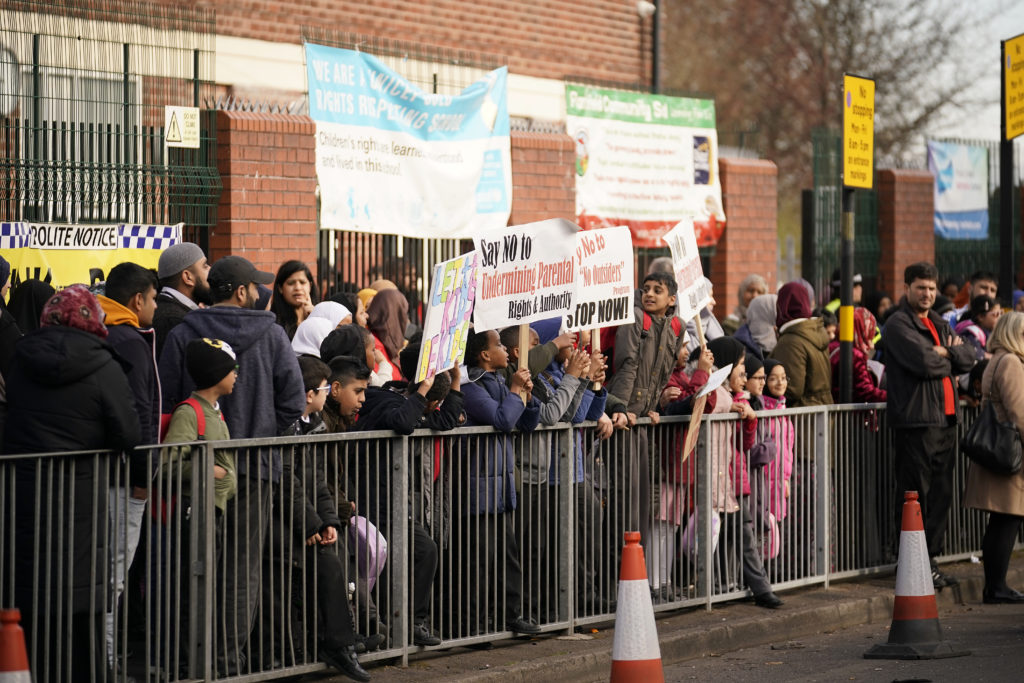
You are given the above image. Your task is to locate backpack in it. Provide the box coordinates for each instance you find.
[600,313,683,378]
[159,397,207,442]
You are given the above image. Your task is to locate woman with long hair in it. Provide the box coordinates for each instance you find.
[963,311,1024,603]
[270,260,320,339]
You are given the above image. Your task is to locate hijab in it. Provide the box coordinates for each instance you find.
[732,274,768,323]
[747,294,779,353]
[852,307,878,357]
[291,317,335,358]
[776,282,812,329]
[367,288,409,361]
[40,284,107,338]
[707,336,746,371]
[8,279,55,332]
[309,301,351,328]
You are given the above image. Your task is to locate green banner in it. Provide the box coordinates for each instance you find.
[565,84,715,128]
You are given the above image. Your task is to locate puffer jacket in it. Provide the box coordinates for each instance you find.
[769,318,833,406]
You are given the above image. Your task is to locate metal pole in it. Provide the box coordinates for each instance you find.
[193,49,201,107]
[839,188,855,403]
[31,34,41,221]
[651,0,660,94]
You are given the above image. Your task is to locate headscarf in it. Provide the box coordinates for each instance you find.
[0,254,10,294]
[796,278,816,308]
[532,317,563,346]
[357,287,378,310]
[732,274,768,323]
[707,336,746,371]
[320,324,367,365]
[744,353,764,377]
[747,294,779,353]
[7,279,55,332]
[762,358,786,399]
[367,288,409,361]
[309,301,351,328]
[40,284,107,338]
[776,282,812,329]
[852,307,878,357]
[369,279,398,292]
[291,317,335,357]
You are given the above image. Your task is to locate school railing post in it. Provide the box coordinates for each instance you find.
[814,410,830,587]
[391,436,410,665]
[556,425,574,631]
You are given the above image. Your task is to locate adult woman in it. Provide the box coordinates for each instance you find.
[768,282,832,406]
[723,274,768,336]
[270,260,320,339]
[963,312,1024,603]
[827,307,886,403]
[366,288,408,382]
[734,294,778,360]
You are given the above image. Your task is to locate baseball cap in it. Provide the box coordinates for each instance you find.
[208,255,274,292]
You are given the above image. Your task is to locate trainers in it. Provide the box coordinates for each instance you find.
[931,564,959,589]
[413,621,442,647]
[506,617,541,635]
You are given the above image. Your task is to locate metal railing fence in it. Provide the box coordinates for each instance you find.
[0,402,1004,681]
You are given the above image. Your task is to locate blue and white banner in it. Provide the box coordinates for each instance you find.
[927,140,989,240]
[305,43,511,239]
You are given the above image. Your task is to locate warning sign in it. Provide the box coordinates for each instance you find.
[842,73,875,190]
[1004,32,1024,141]
[164,106,201,149]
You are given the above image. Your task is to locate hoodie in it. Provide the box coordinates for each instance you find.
[159,306,305,480]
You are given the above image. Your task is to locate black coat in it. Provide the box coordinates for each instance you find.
[152,291,191,357]
[106,323,161,486]
[4,325,141,616]
[885,298,976,429]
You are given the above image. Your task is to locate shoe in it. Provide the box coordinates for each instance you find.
[321,645,371,682]
[354,632,384,654]
[506,617,542,635]
[931,567,959,589]
[753,592,783,609]
[413,621,442,647]
[983,587,1024,604]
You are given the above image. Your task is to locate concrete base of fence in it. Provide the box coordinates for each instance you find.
[357,557,1024,682]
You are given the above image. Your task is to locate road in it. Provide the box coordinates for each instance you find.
[664,600,1024,682]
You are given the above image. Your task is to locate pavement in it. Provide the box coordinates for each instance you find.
[335,553,1024,683]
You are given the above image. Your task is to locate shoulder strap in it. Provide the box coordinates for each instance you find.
[180,397,206,438]
[670,316,682,336]
[641,311,652,336]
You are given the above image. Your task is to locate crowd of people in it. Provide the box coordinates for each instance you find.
[1,244,1023,681]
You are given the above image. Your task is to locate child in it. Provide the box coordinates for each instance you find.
[458,326,541,636]
[761,359,795,566]
[605,272,685,560]
[160,337,237,679]
[280,356,369,681]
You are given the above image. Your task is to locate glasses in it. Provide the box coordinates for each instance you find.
[749,375,766,382]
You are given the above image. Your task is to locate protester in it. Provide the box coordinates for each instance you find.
[291,316,336,358]
[723,274,768,336]
[7,278,55,333]
[159,254,305,675]
[885,262,975,588]
[828,307,886,403]
[329,290,369,327]
[684,277,725,353]
[271,260,320,340]
[5,285,140,683]
[153,242,210,354]
[734,294,778,359]
[0,255,20,440]
[769,282,833,406]
[309,300,352,328]
[963,312,1024,603]
[761,358,795,555]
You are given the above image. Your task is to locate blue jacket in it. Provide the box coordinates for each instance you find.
[461,367,540,514]
[159,306,305,480]
[535,360,606,484]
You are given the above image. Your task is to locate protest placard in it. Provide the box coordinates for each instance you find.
[471,218,578,333]
[564,225,635,332]
[662,217,711,322]
[414,252,479,382]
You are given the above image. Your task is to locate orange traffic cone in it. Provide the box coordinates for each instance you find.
[863,491,969,660]
[0,608,31,683]
[609,532,664,682]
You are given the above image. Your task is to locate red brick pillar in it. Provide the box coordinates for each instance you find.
[509,131,576,225]
[877,169,935,295]
[710,158,778,320]
[213,111,318,277]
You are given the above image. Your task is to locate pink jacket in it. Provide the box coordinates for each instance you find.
[760,393,795,520]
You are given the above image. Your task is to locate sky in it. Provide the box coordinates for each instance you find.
[931,0,1024,141]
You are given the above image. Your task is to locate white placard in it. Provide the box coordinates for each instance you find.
[662,217,711,321]
[564,225,635,332]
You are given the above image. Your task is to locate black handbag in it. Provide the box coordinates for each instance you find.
[961,355,1023,476]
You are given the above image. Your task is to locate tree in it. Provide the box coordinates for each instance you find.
[662,0,992,208]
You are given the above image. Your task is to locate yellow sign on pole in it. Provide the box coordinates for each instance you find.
[1004,32,1024,141]
[842,74,875,190]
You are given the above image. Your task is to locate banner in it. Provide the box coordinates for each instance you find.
[415,252,479,382]
[472,218,578,333]
[564,225,635,332]
[927,140,989,240]
[566,84,726,248]
[305,43,511,239]
[0,222,181,291]
[662,218,711,321]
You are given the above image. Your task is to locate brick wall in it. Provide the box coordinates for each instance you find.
[710,158,778,320]
[213,110,318,277]
[509,131,576,226]
[876,169,934,296]
[215,0,648,84]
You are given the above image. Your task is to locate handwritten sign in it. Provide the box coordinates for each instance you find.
[662,217,711,321]
[415,252,479,382]
[472,218,578,332]
[565,225,635,332]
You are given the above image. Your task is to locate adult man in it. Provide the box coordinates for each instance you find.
[824,268,862,314]
[944,270,998,327]
[152,242,211,354]
[159,254,305,675]
[95,261,160,668]
[885,262,975,588]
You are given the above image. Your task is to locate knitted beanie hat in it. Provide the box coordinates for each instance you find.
[40,284,107,338]
[186,337,237,390]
